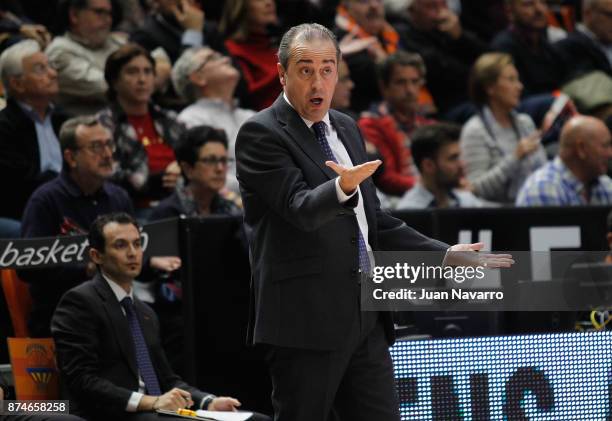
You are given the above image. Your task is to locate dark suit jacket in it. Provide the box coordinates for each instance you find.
[0,98,66,219]
[51,274,207,421]
[554,30,612,80]
[236,96,448,351]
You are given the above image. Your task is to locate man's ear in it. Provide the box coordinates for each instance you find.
[64,148,78,169]
[421,158,436,175]
[607,232,612,250]
[277,63,286,86]
[68,7,80,28]
[189,71,206,90]
[89,247,103,265]
[9,76,24,96]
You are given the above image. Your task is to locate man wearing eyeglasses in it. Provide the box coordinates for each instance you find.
[18,115,134,337]
[0,40,66,234]
[45,0,123,116]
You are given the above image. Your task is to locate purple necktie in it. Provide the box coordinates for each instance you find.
[121,297,162,396]
[312,121,371,274]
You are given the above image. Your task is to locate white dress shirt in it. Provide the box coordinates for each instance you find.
[282,94,371,251]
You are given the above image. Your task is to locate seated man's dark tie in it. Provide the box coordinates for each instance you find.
[121,296,162,396]
[312,121,371,274]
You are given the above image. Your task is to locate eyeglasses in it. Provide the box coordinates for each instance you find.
[197,156,234,167]
[29,62,57,76]
[195,52,224,73]
[77,140,116,155]
[85,7,113,18]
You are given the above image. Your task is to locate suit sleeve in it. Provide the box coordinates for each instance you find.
[236,119,359,232]
[51,289,134,414]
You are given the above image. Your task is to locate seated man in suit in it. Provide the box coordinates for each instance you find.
[51,212,268,421]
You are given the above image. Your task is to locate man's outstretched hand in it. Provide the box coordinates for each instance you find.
[326,160,382,195]
[446,242,515,268]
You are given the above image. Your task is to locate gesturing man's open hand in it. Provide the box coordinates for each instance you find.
[326,160,382,195]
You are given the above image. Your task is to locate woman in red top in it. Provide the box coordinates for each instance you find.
[99,43,185,209]
[220,0,281,110]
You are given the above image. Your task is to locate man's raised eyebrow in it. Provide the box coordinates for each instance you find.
[295,59,314,65]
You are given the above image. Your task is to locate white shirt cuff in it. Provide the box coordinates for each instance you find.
[126,392,144,412]
[335,177,357,203]
[182,30,203,46]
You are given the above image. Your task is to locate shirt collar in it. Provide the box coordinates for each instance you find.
[555,156,590,195]
[17,100,54,123]
[101,271,134,303]
[195,97,238,110]
[283,92,331,131]
[59,169,110,199]
[414,183,460,208]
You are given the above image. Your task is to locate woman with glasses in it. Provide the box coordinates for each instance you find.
[150,125,241,219]
[460,52,547,203]
[98,43,185,214]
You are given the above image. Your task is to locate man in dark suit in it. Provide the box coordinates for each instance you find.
[51,213,267,421]
[0,39,66,223]
[555,0,612,80]
[236,23,510,421]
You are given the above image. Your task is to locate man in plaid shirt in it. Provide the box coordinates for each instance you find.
[516,115,612,206]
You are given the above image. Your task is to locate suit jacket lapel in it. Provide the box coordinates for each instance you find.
[273,95,337,180]
[93,274,138,379]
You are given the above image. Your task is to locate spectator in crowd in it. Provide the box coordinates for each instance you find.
[555,0,612,80]
[516,115,612,206]
[334,0,402,113]
[0,5,52,53]
[330,57,355,116]
[98,43,184,212]
[45,0,123,116]
[461,52,547,203]
[151,125,241,219]
[395,0,488,119]
[397,123,487,209]
[115,0,151,33]
[19,115,133,337]
[491,0,567,97]
[172,46,255,194]
[131,0,225,64]
[51,212,269,421]
[359,51,432,196]
[0,40,66,232]
[220,0,281,110]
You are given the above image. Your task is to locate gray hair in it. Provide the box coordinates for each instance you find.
[0,40,41,96]
[277,23,341,70]
[172,47,209,102]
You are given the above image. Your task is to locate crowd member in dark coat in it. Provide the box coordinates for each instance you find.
[395,0,488,119]
[0,40,65,223]
[555,0,612,80]
[491,0,567,96]
[131,0,225,63]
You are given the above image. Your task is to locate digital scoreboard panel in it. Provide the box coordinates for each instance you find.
[390,331,612,420]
